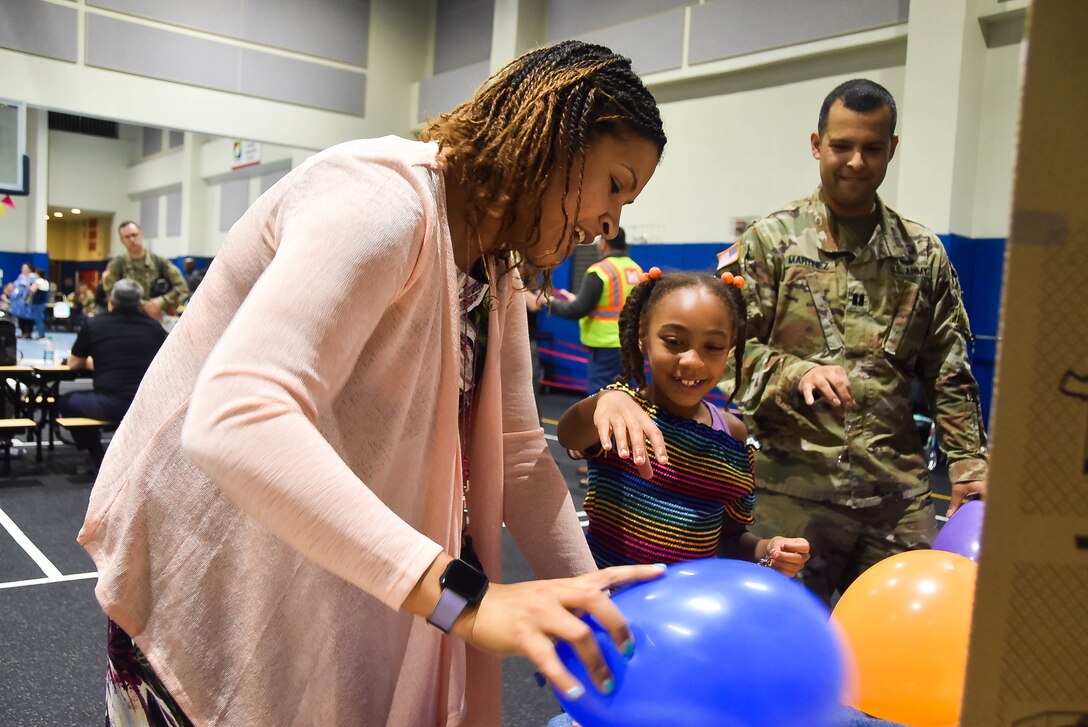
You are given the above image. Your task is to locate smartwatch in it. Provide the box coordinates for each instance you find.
[426,558,489,634]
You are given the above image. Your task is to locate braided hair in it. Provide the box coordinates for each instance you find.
[420,41,666,290]
[617,271,748,405]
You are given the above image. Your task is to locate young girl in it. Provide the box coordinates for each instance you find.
[78,41,667,726]
[558,269,810,576]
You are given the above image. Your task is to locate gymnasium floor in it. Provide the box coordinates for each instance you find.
[0,349,952,726]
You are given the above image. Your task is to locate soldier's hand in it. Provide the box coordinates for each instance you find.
[798,365,855,409]
[947,480,985,518]
[143,297,164,321]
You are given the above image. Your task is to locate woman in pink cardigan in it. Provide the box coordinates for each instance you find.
[79,41,668,726]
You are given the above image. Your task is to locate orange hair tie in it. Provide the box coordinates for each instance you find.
[720,272,746,289]
[641,267,662,283]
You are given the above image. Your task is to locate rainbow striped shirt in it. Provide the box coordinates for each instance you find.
[584,392,756,568]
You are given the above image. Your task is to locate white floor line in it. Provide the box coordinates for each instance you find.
[936,514,949,522]
[543,433,557,441]
[0,504,63,579]
[0,571,98,590]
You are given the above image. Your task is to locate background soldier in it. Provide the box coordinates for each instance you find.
[106,221,189,321]
[718,78,988,605]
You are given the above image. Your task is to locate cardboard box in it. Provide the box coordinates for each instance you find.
[960,1,1088,723]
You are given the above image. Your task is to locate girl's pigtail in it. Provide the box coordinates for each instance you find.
[719,272,749,407]
[617,267,661,389]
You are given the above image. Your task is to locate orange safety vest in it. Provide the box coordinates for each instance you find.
[579,255,643,348]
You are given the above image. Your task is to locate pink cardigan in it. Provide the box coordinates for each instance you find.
[78,137,595,726]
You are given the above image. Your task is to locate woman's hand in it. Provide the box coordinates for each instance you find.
[592,390,667,479]
[759,536,811,578]
[453,564,666,699]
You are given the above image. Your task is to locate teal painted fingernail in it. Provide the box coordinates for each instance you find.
[622,638,635,658]
[565,683,585,700]
[653,562,668,570]
[602,677,616,694]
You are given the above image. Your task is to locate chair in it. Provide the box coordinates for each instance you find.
[0,418,37,475]
[50,300,73,332]
[56,417,114,459]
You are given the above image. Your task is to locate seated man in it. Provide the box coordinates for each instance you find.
[59,279,167,473]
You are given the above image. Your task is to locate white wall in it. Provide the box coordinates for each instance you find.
[0,0,430,152]
[3,0,429,260]
[49,128,138,218]
[625,40,1020,245]
[199,139,307,253]
[625,65,906,244]
[6,0,1026,260]
[39,126,315,260]
[970,42,1024,239]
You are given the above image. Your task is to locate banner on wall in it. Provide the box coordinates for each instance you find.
[231,140,261,170]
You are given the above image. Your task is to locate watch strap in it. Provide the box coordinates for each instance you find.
[426,587,470,634]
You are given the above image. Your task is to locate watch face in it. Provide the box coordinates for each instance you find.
[441,559,489,603]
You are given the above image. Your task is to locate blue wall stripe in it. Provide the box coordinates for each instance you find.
[0,252,50,288]
[8,233,1003,425]
[538,237,1005,427]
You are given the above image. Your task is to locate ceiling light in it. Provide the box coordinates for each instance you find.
[53,211,63,217]
[45,215,50,221]
[71,208,81,214]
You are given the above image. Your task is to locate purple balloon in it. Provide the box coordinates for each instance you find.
[554,559,846,727]
[932,499,985,561]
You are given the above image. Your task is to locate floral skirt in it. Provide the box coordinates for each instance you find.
[106,619,193,727]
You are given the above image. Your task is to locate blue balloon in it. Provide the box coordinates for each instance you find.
[555,559,845,727]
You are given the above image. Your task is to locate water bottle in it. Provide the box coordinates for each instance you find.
[43,336,54,364]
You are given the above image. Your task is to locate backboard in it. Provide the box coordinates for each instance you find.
[0,99,29,196]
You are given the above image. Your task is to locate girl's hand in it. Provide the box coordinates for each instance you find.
[452,565,666,699]
[593,390,668,479]
[760,536,811,578]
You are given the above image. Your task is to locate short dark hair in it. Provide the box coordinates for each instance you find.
[818,79,897,138]
[118,220,140,232]
[604,227,627,251]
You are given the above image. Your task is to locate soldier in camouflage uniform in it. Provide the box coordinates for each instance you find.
[717,79,988,604]
[106,221,189,322]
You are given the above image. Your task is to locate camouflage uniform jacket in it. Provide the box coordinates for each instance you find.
[105,252,189,313]
[720,187,988,507]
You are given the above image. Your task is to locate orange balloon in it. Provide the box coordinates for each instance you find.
[828,616,860,707]
[831,550,977,727]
